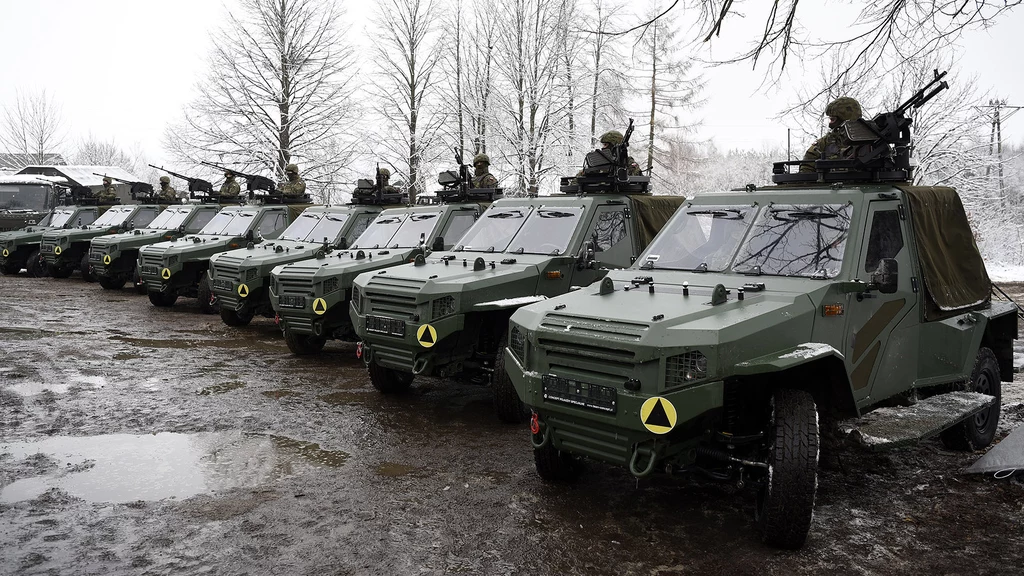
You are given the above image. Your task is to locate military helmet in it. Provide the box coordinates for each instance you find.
[377,167,391,178]
[224,170,235,177]
[102,176,112,184]
[600,130,624,146]
[825,97,862,121]
[159,176,170,184]
[473,153,490,166]
[285,163,299,173]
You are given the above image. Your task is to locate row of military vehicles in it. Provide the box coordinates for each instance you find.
[2,84,1020,549]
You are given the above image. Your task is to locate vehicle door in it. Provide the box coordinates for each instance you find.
[568,204,633,288]
[255,210,288,239]
[436,207,480,250]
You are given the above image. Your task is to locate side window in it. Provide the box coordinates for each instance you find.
[864,209,904,272]
[134,209,158,228]
[440,211,478,248]
[258,212,286,236]
[188,210,216,231]
[587,207,632,267]
[79,212,97,225]
[348,213,375,242]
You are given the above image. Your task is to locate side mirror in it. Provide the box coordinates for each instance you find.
[576,240,596,270]
[337,237,348,250]
[431,236,444,251]
[245,230,254,242]
[870,258,899,294]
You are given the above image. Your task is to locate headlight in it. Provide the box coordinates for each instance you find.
[431,295,455,319]
[509,325,527,363]
[246,268,258,281]
[665,351,708,387]
[351,286,361,312]
[168,255,179,266]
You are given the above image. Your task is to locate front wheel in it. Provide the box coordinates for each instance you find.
[132,268,147,294]
[99,275,126,290]
[368,362,414,393]
[80,253,94,282]
[220,306,255,326]
[148,290,178,307]
[25,250,44,277]
[48,264,72,278]
[534,441,583,482]
[284,330,326,355]
[0,259,21,275]
[941,347,1001,451]
[756,388,819,550]
[492,330,527,423]
[197,275,219,314]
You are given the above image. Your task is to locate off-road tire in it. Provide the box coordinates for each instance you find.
[99,275,127,290]
[80,253,94,282]
[0,259,21,275]
[221,306,255,327]
[197,276,219,314]
[132,269,147,294]
[534,442,583,482]
[757,388,819,550]
[368,362,414,393]
[493,330,527,423]
[25,250,44,277]
[148,291,178,307]
[48,264,72,278]
[284,330,326,355]
[940,347,1001,451]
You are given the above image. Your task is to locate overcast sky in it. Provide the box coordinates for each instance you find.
[1,0,1021,166]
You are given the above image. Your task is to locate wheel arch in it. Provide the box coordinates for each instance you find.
[981,312,1018,382]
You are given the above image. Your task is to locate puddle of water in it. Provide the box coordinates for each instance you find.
[0,326,52,340]
[374,462,424,477]
[262,389,300,399]
[5,382,71,395]
[110,335,282,351]
[197,381,246,395]
[319,391,379,405]
[1,432,348,504]
[113,352,143,361]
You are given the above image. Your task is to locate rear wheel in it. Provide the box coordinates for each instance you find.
[197,276,219,314]
[493,330,527,423]
[98,275,126,290]
[534,442,583,482]
[221,306,255,327]
[25,250,44,277]
[756,388,819,550]
[148,290,178,307]
[368,362,414,393]
[80,253,94,282]
[941,347,1001,451]
[284,330,326,355]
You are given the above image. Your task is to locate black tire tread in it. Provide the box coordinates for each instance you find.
[284,330,326,355]
[98,275,126,290]
[220,306,254,327]
[368,362,413,393]
[197,276,218,314]
[148,291,177,307]
[25,250,43,277]
[940,347,1001,451]
[534,442,583,483]
[492,330,527,424]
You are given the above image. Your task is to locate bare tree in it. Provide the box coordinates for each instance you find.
[583,0,629,149]
[0,89,68,167]
[72,136,148,175]
[368,0,446,203]
[164,0,358,199]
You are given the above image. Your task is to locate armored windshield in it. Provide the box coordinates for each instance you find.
[733,203,853,278]
[35,211,55,227]
[506,207,584,255]
[352,213,405,249]
[280,211,326,241]
[303,212,351,243]
[456,206,534,253]
[91,206,136,227]
[639,205,755,272]
[221,211,257,235]
[148,207,193,230]
[0,183,50,211]
[198,211,238,235]
[387,211,443,248]
[48,209,77,228]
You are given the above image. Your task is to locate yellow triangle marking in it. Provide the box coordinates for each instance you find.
[312,298,328,315]
[238,283,249,297]
[416,324,437,348]
[103,254,111,265]
[161,268,171,280]
[640,396,678,435]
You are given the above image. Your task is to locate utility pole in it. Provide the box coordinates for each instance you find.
[977,100,1022,205]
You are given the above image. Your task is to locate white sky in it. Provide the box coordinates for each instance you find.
[0,0,1021,165]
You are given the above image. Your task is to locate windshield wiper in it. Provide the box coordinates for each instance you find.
[772,210,836,221]
[489,211,522,219]
[687,209,743,220]
[538,210,575,218]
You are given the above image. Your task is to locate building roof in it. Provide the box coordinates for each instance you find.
[15,165,143,187]
[0,153,66,171]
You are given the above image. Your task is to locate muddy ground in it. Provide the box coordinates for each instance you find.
[1,275,1023,576]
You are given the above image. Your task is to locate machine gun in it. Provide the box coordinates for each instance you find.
[434,148,501,202]
[563,118,649,194]
[93,172,153,201]
[352,163,408,205]
[199,161,277,197]
[55,183,98,206]
[773,70,950,184]
[148,164,214,197]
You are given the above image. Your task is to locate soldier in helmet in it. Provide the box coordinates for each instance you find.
[800,96,863,172]
[157,176,177,203]
[96,176,118,203]
[376,167,401,195]
[471,154,498,188]
[279,163,307,198]
[220,170,241,199]
[579,130,642,177]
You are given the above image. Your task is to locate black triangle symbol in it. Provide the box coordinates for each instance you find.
[420,328,434,344]
[644,399,672,428]
[314,300,325,312]
[240,287,247,295]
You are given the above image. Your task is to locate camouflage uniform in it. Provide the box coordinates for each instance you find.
[220,172,241,199]
[376,167,402,195]
[279,163,307,198]
[96,177,118,202]
[578,130,642,177]
[158,176,177,203]
[470,154,498,188]
[800,97,863,173]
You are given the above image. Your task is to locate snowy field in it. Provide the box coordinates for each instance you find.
[987,263,1024,284]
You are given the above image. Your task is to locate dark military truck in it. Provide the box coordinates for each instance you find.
[0,175,59,232]
[40,203,163,279]
[209,204,382,327]
[89,203,222,291]
[0,204,101,276]
[350,173,684,422]
[138,203,305,313]
[270,200,490,354]
[504,75,1018,549]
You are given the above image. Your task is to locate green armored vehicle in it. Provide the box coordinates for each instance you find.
[0,174,59,232]
[40,202,164,279]
[270,176,494,354]
[89,203,222,290]
[0,201,100,277]
[505,79,1018,548]
[351,140,684,422]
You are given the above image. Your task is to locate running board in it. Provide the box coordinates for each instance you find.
[839,391,996,451]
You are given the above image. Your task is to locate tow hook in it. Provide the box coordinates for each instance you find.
[530,413,550,449]
[356,342,363,359]
[629,445,657,478]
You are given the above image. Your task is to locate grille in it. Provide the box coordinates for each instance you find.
[323,277,340,295]
[246,268,258,281]
[140,253,163,268]
[364,275,423,318]
[665,351,708,388]
[351,286,361,311]
[168,255,179,266]
[510,326,526,362]
[276,267,317,296]
[539,314,649,343]
[431,295,455,319]
[89,248,105,262]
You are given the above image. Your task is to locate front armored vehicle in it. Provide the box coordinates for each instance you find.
[505,73,1018,548]
[0,202,100,277]
[351,137,684,422]
[138,202,305,313]
[40,202,163,279]
[270,184,494,354]
[89,203,222,290]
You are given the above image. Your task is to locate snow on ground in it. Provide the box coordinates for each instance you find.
[986,263,1024,283]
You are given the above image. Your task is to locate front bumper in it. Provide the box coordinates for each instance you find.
[355,311,465,374]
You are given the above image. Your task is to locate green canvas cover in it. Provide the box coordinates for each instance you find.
[899,185,990,321]
[631,195,687,249]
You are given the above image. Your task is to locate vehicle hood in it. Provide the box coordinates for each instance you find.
[91,229,173,250]
[140,234,237,259]
[42,227,116,243]
[211,239,324,273]
[0,228,54,245]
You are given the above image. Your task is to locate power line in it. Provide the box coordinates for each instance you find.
[976,100,1022,204]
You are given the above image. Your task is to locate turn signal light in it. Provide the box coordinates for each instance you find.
[822,303,844,317]
[545,271,563,279]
